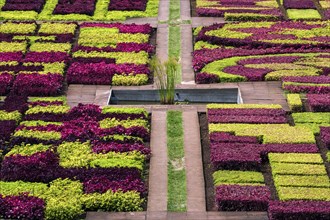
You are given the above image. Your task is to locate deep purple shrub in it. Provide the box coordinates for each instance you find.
[0,52,22,62]
[215,185,271,211]
[196,72,220,84]
[53,0,96,15]
[0,194,45,220]
[283,84,330,94]
[208,115,288,124]
[29,101,64,107]
[223,65,270,81]
[306,94,330,112]
[100,112,148,121]
[0,73,14,95]
[320,127,330,149]
[237,56,300,65]
[108,0,148,11]
[67,103,102,120]
[80,23,152,34]
[83,175,146,194]
[208,108,287,116]
[24,52,70,63]
[2,0,45,12]
[99,125,150,142]
[0,150,60,182]
[282,76,330,84]
[0,120,17,144]
[283,0,316,9]
[92,140,150,156]
[268,201,330,220]
[12,73,64,96]
[73,42,155,53]
[1,94,28,113]
[209,132,260,144]
[67,62,149,85]
[60,119,100,142]
[210,143,262,170]
[24,112,67,122]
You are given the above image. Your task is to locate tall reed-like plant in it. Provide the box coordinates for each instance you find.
[150,57,179,104]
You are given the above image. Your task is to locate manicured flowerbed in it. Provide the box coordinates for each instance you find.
[195,0,283,21]
[0,22,154,95]
[193,21,330,83]
[68,23,154,85]
[0,97,151,219]
[0,0,159,21]
[205,103,330,218]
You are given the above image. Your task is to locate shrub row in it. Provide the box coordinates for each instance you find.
[196,0,283,21]
[0,0,159,21]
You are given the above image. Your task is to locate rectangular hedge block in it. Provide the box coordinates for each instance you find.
[274,175,330,188]
[268,201,330,220]
[270,163,327,175]
[209,124,315,144]
[268,153,323,164]
[213,170,264,186]
[215,185,271,211]
[277,186,330,201]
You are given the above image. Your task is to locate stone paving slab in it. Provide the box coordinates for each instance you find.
[183,110,206,212]
[181,24,194,83]
[192,17,225,27]
[148,111,168,212]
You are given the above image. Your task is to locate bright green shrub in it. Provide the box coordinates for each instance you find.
[274,175,330,188]
[209,123,315,144]
[295,123,330,135]
[287,94,302,112]
[270,163,327,175]
[268,153,323,164]
[265,69,320,81]
[29,96,67,103]
[206,29,252,39]
[112,74,149,86]
[213,170,264,186]
[0,22,36,34]
[57,142,145,170]
[224,12,279,21]
[83,190,144,211]
[287,9,321,20]
[0,181,48,196]
[41,179,84,220]
[22,62,66,75]
[13,129,62,141]
[101,107,148,117]
[277,186,330,201]
[292,113,330,124]
[99,118,149,130]
[0,11,38,20]
[207,104,282,109]
[39,23,77,34]
[194,41,220,50]
[29,43,72,53]
[0,42,26,52]
[13,36,56,43]
[0,110,21,122]
[6,143,51,157]
[20,121,63,127]
[78,29,149,46]
[73,51,149,64]
[25,105,70,115]
[102,134,144,143]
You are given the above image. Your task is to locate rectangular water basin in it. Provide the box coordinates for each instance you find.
[108,88,242,105]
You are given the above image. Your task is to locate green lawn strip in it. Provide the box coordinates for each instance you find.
[270,163,327,175]
[277,187,330,201]
[274,175,330,188]
[168,25,182,83]
[268,153,323,164]
[213,170,265,186]
[169,0,180,21]
[167,110,186,211]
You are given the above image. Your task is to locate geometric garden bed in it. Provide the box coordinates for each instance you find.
[201,103,330,219]
[0,96,150,219]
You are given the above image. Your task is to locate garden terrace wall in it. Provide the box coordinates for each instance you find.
[0,99,151,219]
[0,0,159,21]
[205,103,330,217]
